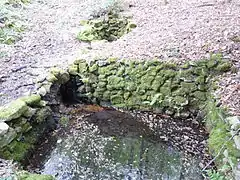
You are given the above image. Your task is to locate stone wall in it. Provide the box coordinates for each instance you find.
[67,57,231,116]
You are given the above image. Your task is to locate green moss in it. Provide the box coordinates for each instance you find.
[17,171,54,180]
[102,91,111,101]
[89,64,98,72]
[98,81,107,88]
[68,64,79,75]
[207,59,218,69]
[19,94,41,106]
[124,81,137,91]
[195,75,206,84]
[192,91,207,101]
[107,76,125,90]
[1,139,33,161]
[46,73,58,83]
[174,96,189,106]
[181,82,197,92]
[0,99,28,122]
[110,94,124,105]
[159,86,171,96]
[78,62,88,74]
[98,65,116,76]
[77,11,136,42]
[124,92,131,100]
[215,62,232,72]
[34,107,52,124]
[140,75,155,89]
[208,121,239,165]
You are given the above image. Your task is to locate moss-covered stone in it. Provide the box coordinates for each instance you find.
[34,107,52,124]
[0,100,28,122]
[174,96,189,106]
[98,65,117,76]
[89,64,98,73]
[78,62,88,74]
[107,76,125,90]
[181,82,197,92]
[140,75,155,89]
[19,94,41,107]
[68,64,79,75]
[0,127,17,148]
[46,73,58,83]
[110,94,124,105]
[193,91,207,101]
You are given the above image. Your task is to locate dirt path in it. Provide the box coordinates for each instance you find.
[0,0,98,105]
[0,0,239,114]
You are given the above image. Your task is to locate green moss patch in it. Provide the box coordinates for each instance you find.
[77,11,136,42]
[16,171,54,180]
[205,101,240,179]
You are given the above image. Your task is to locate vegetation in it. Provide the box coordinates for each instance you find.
[77,11,136,42]
[0,0,27,44]
[204,100,238,180]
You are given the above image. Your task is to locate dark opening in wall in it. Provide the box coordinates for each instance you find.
[59,75,91,105]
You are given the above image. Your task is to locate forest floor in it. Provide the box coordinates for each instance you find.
[0,0,239,115]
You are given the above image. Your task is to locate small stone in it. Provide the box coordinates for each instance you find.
[37,86,47,96]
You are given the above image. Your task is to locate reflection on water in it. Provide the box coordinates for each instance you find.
[40,120,202,180]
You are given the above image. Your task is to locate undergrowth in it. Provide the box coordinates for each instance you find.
[0,0,27,44]
[204,100,237,180]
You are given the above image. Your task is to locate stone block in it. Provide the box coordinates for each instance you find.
[0,100,28,122]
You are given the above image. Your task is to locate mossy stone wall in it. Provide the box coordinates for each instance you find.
[69,57,231,115]
[0,94,53,161]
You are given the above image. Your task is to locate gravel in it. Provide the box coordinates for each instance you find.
[0,1,239,107]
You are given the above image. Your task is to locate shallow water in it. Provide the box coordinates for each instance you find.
[29,109,204,180]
